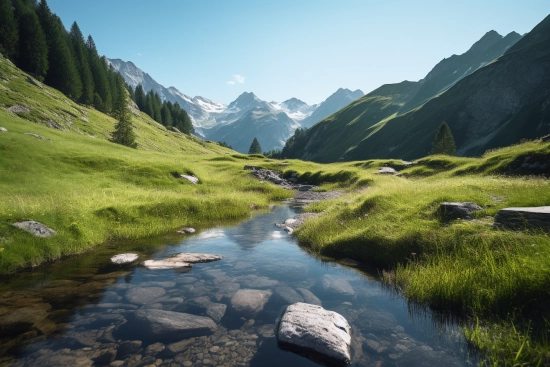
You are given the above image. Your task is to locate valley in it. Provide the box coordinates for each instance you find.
[1,3,550,366]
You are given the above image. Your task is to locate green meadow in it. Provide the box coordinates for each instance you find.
[2,53,550,365]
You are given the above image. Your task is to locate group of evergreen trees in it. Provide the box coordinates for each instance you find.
[130,85,194,134]
[0,0,127,114]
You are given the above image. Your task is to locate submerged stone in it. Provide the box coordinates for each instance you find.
[322,274,355,296]
[132,309,216,342]
[230,289,272,317]
[277,302,352,366]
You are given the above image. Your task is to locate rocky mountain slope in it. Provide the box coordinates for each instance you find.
[107,58,225,128]
[282,28,525,162]
[300,88,364,128]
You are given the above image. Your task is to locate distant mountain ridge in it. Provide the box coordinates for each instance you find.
[108,57,365,152]
[282,27,529,162]
[107,58,225,127]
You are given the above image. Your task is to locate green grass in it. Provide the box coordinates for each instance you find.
[0,54,292,273]
[2,53,550,365]
[268,141,550,365]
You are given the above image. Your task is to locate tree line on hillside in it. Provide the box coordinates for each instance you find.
[128,84,194,135]
[0,0,127,114]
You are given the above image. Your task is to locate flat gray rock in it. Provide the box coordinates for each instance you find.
[125,287,166,305]
[322,274,355,296]
[277,302,352,366]
[133,309,216,342]
[142,259,192,270]
[111,253,139,264]
[377,167,398,175]
[0,127,7,132]
[439,202,483,220]
[12,220,56,237]
[494,206,550,231]
[171,253,222,263]
[230,289,272,317]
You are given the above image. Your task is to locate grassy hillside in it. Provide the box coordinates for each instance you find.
[0,54,292,273]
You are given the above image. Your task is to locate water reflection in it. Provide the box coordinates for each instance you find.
[0,204,479,367]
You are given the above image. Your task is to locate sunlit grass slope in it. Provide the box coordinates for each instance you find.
[0,55,291,273]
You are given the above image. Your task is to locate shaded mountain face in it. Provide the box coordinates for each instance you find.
[342,15,550,161]
[283,26,527,162]
[403,30,522,109]
[300,88,364,128]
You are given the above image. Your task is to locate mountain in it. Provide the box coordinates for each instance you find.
[270,98,318,121]
[403,30,522,109]
[107,58,226,127]
[206,106,298,153]
[300,88,364,128]
[282,28,526,162]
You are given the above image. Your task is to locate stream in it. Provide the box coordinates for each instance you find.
[0,203,479,367]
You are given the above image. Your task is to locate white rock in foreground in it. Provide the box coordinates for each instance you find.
[277,302,352,366]
[111,253,139,264]
[12,220,56,237]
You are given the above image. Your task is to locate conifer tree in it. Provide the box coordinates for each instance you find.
[37,1,81,99]
[431,122,456,155]
[69,22,94,105]
[161,103,172,126]
[0,0,19,61]
[110,77,137,148]
[248,137,262,154]
[86,35,111,111]
[16,3,48,79]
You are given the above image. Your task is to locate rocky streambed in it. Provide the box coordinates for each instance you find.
[0,205,478,367]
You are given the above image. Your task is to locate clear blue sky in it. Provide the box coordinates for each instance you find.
[48,0,549,105]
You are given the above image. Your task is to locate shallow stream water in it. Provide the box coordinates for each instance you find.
[0,204,479,367]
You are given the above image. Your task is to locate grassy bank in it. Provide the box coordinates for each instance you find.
[0,55,291,273]
[274,141,550,365]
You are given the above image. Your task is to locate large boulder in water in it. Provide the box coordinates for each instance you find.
[276,302,352,366]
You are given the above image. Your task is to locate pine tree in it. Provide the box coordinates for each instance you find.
[161,103,172,126]
[86,36,111,111]
[0,0,19,61]
[110,77,137,148]
[69,22,94,105]
[431,122,456,155]
[248,137,262,154]
[16,3,48,79]
[37,1,81,99]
